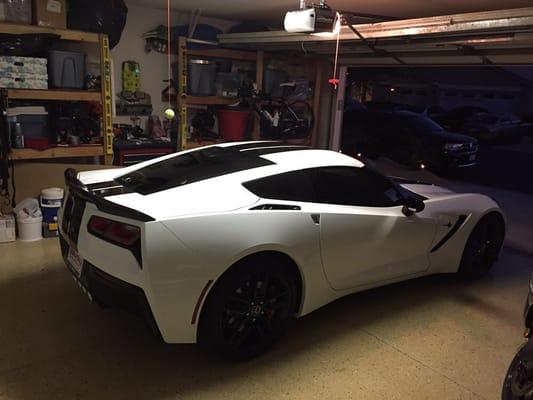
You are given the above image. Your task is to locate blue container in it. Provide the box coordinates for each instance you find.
[40,188,64,224]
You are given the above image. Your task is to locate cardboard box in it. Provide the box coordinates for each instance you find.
[33,0,66,29]
[0,214,16,243]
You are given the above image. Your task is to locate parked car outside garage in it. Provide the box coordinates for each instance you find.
[462,113,533,143]
[342,110,478,173]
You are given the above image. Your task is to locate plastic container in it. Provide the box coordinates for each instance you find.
[0,0,32,24]
[264,69,289,97]
[181,59,216,96]
[17,215,43,241]
[10,115,49,138]
[217,109,250,141]
[48,50,86,89]
[288,79,312,100]
[0,214,16,243]
[25,137,49,150]
[40,187,64,224]
[215,72,242,98]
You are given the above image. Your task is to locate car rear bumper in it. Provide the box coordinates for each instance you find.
[59,232,162,339]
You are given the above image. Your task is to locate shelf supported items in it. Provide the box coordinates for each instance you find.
[178,37,189,151]
[100,34,113,165]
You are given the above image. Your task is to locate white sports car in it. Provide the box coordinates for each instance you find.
[59,142,505,358]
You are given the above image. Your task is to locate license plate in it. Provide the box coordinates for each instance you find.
[469,154,476,161]
[67,247,84,277]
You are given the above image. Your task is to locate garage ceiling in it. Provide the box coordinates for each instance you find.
[218,8,533,65]
[129,0,533,25]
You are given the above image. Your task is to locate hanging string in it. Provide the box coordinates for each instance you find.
[328,12,342,90]
[167,0,172,109]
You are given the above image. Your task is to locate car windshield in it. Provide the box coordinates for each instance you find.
[395,114,444,133]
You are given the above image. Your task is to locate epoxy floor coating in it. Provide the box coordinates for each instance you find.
[1,162,531,400]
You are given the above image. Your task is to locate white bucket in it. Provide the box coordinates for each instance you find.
[17,216,43,242]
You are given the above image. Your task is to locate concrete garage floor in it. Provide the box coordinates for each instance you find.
[1,160,532,400]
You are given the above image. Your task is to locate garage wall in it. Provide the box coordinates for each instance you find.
[7,162,116,207]
[7,4,236,206]
[112,2,235,125]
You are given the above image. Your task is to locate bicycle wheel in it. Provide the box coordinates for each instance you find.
[281,101,314,139]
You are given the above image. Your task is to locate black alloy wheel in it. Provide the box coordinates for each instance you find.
[199,259,298,360]
[503,344,533,400]
[458,213,505,279]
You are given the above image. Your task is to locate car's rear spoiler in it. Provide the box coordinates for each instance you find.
[64,168,155,222]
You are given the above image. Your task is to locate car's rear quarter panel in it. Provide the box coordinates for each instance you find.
[160,209,336,331]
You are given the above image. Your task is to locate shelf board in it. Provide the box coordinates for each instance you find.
[0,22,99,42]
[8,89,101,102]
[185,137,310,150]
[10,146,104,160]
[163,94,240,106]
[186,139,224,149]
[186,48,257,62]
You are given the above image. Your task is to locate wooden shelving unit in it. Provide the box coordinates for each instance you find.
[8,89,101,102]
[0,22,99,42]
[10,146,104,160]
[173,38,322,150]
[1,22,113,164]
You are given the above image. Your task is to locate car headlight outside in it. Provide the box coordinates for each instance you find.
[443,143,463,151]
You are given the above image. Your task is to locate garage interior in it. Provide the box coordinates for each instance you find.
[1,1,533,399]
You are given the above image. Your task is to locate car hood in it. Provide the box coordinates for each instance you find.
[401,182,456,199]
[423,130,477,144]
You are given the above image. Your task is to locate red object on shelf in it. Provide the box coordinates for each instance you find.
[217,109,249,141]
[24,137,50,150]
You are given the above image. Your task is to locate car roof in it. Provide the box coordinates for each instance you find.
[111,142,364,196]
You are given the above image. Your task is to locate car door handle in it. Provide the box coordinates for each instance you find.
[311,214,320,224]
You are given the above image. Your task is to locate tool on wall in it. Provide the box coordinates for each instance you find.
[116,60,153,116]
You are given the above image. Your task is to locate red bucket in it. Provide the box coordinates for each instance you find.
[217,109,250,141]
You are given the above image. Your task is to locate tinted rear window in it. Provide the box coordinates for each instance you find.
[116,146,275,195]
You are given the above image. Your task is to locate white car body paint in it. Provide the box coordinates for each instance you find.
[59,142,504,344]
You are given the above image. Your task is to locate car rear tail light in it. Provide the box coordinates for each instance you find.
[88,216,142,267]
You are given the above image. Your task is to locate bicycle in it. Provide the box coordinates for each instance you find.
[239,82,314,140]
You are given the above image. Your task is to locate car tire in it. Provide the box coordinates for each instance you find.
[501,342,533,400]
[198,257,299,360]
[457,213,505,279]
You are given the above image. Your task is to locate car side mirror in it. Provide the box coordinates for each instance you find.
[402,196,425,216]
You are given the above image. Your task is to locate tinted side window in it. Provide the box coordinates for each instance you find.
[243,170,316,203]
[309,166,402,207]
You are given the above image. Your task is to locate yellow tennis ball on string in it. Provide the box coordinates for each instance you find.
[164,108,175,120]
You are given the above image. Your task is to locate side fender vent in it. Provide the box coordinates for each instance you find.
[431,214,468,253]
[250,204,301,211]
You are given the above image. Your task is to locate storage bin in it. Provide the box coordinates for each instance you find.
[0,76,48,89]
[215,72,242,98]
[287,79,312,100]
[176,59,216,96]
[0,0,32,24]
[7,107,49,138]
[48,50,86,89]
[0,56,47,75]
[264,69,289,97]
[217,108,250,141]
[25,137,49,150]
[0,214,16,243]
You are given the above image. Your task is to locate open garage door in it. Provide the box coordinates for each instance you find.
[219,7,533,149]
